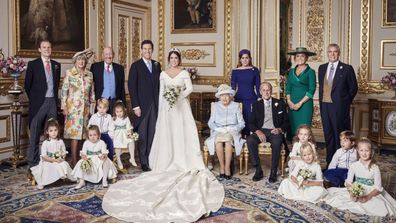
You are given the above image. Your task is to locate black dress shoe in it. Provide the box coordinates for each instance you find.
[142,165,151,172]
[219,174,226,179]
[252,172,264,181]
[225,175,232,180]
[268,175,277,183]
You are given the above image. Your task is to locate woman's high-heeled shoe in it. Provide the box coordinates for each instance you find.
[225,175,232,180]
[219,173,226,178]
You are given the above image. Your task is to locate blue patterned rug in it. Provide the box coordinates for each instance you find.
[0,154,395,223]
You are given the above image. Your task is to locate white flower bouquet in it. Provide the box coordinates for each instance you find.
[131,132,139,141]
[163,85,182,109]
[80,158,93,173]
[53,150,67,159]
[296,168,313,186]
[349,183,365,198]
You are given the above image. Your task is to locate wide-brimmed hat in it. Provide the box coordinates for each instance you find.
[215,84,235,98]
[287,47,316,56]
[72,48,94,63]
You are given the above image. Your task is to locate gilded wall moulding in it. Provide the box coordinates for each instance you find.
[306,0,324,62]
[118,16,128,69]
[311,104,323,129]
[0,79,20,96]
[98,0,105,57]
[358,0,386,94]
[132,18,142,62]
[182,49,210,60]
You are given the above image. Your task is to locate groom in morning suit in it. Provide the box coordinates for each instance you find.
[91,46,126,113]
[246,82,290,183]
[24,40,61,168]
[128,40,161,171]
[319,43,358,166]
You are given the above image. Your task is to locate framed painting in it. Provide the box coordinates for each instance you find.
[15,0,89,58]
[380,40,396,69]
[382,0,396,27]
[171,0,216,34]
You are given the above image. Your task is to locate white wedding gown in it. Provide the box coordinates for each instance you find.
[102,70,225,223]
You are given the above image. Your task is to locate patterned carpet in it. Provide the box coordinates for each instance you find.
[1,150,396,223]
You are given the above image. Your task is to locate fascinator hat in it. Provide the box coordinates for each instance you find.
[287,47,316,56]
[215,84,235,98]
[72,48,94,63]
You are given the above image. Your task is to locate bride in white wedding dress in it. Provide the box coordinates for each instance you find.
[102,48,224,223]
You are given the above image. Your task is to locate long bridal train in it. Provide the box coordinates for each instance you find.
[102,70,225,222]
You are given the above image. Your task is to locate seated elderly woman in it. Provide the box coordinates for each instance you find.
[205,84,245,179]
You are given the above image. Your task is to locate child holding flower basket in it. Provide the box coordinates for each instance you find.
[30,119,75,190]
[278,143,327,203]
[110,101,138,169]
[72,125,118,189]
[324,138,396,216]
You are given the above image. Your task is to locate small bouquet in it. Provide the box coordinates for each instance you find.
[129,132,139,141]
[80,157,93,173]
[0,56,27,75]
[296,168,313,186]
[349,183,365,198]
[53,150,67,159]
[186,67,198,80]
[163,85,182,109]
[381,72,396,88]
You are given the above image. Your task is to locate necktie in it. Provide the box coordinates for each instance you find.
[147,61,152,73]
[106,64,110,73]
[327,63,335,83]
[45,60,51,74]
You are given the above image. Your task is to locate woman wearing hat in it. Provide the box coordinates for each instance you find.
[231,49,261,136]
[61,49,95,166]
[285,47,317,140]
[205,84,245,179]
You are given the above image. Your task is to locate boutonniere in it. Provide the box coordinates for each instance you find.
[340,66,343,69]
[154,61,159,67]
[54,64,59,70]
[275,102,279,107]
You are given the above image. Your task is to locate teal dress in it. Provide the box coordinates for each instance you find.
[285,64,316,139]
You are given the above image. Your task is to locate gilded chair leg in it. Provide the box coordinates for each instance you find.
[281,149,286,177]
[239,151,243,175]
[244,147,249,175]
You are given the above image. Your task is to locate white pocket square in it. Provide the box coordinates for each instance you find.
[278,111,283,114]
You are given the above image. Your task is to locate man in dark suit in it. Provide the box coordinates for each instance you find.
[91,46,125,113]
[128,40,161,171]
[24,40,61,168]
[319,43,358,166]
[246,82,290,183]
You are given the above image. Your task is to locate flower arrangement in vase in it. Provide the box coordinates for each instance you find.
[381,72,396,99]
[185,67,198,80]
[0,56,27,90]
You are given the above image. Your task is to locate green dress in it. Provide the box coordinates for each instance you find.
[285,64,316,139]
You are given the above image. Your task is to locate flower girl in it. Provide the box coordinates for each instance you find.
[72,125,118,189]
[288,125,316,172]
[278,142,327,203]
[30,118,75,190]
[324,138,396,216]
[110,101,137,169]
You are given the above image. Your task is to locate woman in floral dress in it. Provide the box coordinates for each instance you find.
[61,49,95,166]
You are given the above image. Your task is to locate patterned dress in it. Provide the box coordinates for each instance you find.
[61,67,95,140]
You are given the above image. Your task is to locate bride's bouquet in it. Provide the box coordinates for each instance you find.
[163,85,182,109]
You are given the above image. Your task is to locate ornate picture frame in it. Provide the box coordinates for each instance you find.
[171,0,216,34]
[382,0,396,28]
[14,0,89,58]
[380,40,396,69]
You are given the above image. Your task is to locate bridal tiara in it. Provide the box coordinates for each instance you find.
[169,47,181,54]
